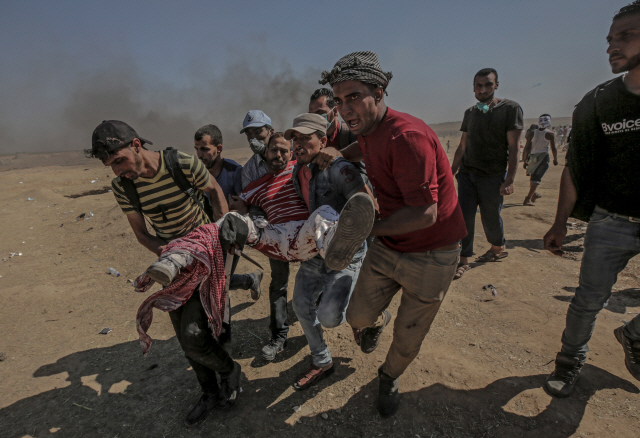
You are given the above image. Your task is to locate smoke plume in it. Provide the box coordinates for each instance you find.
[1,53,322,155]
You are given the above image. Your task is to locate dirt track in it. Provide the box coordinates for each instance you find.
[0,145,638,438]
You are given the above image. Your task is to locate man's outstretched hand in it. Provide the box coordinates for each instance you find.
[544,222,567,256]
[313,147,341,170]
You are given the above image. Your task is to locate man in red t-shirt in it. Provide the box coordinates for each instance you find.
[315,51,467,416]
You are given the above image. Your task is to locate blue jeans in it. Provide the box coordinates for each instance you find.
[457,171,506,258]
[292,244,366,367]
[561,206,640,362]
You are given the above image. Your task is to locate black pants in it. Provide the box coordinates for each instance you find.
[268,258,290,341]
[169,291,234,394]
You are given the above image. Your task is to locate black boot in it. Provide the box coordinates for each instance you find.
[249,270,263,301]
[377,366,400,417]
[545,352,583,397]
[360,310,391,354]
[184,392,219,427]
[614,326,640,381]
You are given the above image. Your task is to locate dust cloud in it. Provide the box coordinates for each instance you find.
[1,54,322,155]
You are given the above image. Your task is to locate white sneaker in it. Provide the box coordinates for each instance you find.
[146,252,194,286]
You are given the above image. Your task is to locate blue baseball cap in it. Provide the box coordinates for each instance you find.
[240,110,272,134]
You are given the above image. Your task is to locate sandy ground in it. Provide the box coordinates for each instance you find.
[0,142,638,438]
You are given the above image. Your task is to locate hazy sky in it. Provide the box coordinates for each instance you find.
[0,0,628,154]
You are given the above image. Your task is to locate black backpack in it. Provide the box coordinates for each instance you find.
[117,147,214,222]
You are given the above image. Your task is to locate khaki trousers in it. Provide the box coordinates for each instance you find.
[346,239,460,378]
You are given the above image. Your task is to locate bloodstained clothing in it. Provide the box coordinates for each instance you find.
[223,205,339,262]
[133,224,226,355]
[358,108,467,253]
[239,160,309,224]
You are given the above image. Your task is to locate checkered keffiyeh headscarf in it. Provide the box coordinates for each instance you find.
[319,51,393,91]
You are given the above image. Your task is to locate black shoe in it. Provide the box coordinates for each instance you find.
[544,352,583,397]
[360,310,391,354]
[184,392,219,427]
[377,366,400,417]
[249,270,263,301]
[262,337,287,361]
[217,361,241,410]
[614,326,640,381]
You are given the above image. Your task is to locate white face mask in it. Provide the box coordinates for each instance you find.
[538,116,551,129]
[249,138,266,155]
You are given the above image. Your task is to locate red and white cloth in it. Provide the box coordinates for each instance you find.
[133,224,226,355]
[240,160,309,225]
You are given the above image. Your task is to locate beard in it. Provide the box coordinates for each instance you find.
[612,51,640,73]
[269,159,287,171]
[126,153,144,180]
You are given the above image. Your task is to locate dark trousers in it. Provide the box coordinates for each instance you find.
[169,291,234,394]
[457,171,506,258]
[268,258,290,340]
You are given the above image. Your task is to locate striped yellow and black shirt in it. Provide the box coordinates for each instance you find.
[111,151,212,241]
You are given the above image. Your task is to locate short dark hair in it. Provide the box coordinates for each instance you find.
[313,130,326,139]
[267,132,286,148]
[540,113,551,118]
[310,88,336,108]
[474,68,498,82]
[614,1,640,21]
[194,124,223,145]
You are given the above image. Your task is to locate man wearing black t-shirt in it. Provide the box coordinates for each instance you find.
[451,68,523,278]
[543,1,640,398]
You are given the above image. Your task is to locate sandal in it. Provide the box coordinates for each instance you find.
[453,263,471,280]
[475,250,508,263]
[293,365,335,391]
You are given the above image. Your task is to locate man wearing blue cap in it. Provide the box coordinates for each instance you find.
[239,110,292,361]
[240,110,275,189]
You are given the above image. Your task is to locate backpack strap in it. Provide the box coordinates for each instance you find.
[117,176,142,213]
[163,148,214,221]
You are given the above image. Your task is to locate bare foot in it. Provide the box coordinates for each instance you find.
[523,197,535,206]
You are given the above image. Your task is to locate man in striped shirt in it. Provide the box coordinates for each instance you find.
[88,120,239,427]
